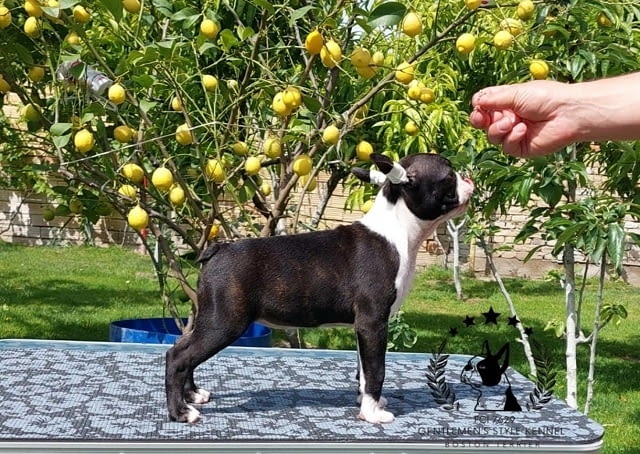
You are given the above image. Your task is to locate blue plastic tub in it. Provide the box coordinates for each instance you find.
[109,318,271,347]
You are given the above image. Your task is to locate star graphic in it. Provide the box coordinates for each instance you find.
[524,326,534,336]
[463,315,475,327]
[507,315,520,327]
[482,306,501,325]
[449,327,459,337]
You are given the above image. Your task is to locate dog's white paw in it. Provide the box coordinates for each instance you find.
[356,395,387,407]
[358,394,394,424]
[185,405,201,424]
[192,388,211,404]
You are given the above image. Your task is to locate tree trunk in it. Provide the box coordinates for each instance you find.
[478,235,537,377]
[584,255,606,415]
[563,244,579,409]
[446,219,465,301]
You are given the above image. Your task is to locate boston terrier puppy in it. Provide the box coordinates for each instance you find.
[165,153,474,424]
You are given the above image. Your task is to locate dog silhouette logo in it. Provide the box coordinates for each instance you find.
[460,341,522,411]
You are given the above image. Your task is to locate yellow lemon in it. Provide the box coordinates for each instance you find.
[517,0,535,20]
[24,0,42,18]
[401,11,423,38]
[0,6,12,29]
[69,198,83,214]
[405,120,419,136]
[175,123,193,145]
[43,207,55,221]
[24,16,40,38]
[202,74,218,91]
[493,30,514,50]
[371,51,385,67]
[407,81,423,100]
[299,174,317,191]
[529,59,549,80]
[73,5,90,23]
[356,65,377,79]
[356,141,373,161]
[500,18,524,36]
[465,0,482,9]
[122,163,144,183]
[200,18,220,39]
[207,223,219,240]
[456,33,476,55]
[127,205,149,231]
[320,39,342,69]
[65,32,81,45]
[151,167,173,191]
[170,96,182,111]
[169,185,186,206]
[360,199,374,214]
[350,47,371,68]
[305,28,324,55]
[597,13,612,27]
[28,66,45,82]
[263,138,281,158]
[260,182,272,196]
[322,124,340,145]
[108,83,126,105]
[118,184,137,199]
[22,104,40,122]
[395,61,415,85]
[122,0,141,14]
[114,125,134,143]
[74,128,94,153]
[271,92,292,117]
[0,78,9,94]
[232,141,249,155]
[205,159,225,183]
[292,154,313,176]
[420,87,436,104]
[244,156,262,175]
[282,86,302,108]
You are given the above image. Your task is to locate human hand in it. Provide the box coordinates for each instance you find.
[469,81,579,158]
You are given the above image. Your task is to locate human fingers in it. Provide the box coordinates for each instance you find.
[472,85,520,112]
[486,110,518,145]
[469,107,491,129]
[500,122,528,157]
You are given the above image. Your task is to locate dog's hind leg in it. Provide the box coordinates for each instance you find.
[165,322,247,423]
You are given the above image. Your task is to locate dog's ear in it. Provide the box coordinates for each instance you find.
[352,154,408,186]
[371,153,408,185]
[495,342,511,375]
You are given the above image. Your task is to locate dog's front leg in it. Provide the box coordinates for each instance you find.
[355,318,394,424]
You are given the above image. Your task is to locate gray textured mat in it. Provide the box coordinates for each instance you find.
[0,341,603,449]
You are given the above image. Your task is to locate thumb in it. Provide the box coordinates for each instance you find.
[472,85,519,111]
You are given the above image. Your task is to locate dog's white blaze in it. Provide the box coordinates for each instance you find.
[358,195,435,316]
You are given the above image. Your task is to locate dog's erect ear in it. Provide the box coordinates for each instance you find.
[371,153,408,185]
[495,342,511,375]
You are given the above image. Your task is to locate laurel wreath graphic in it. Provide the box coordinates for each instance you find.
[425,338,457,410]
[526,339,556,410]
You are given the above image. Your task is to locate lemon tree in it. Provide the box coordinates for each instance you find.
[0,0,639,393]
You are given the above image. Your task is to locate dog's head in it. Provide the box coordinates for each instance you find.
[352,153,474,222]
[461,341,511,388]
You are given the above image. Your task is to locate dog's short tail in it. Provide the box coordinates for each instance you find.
[197,243,224,264]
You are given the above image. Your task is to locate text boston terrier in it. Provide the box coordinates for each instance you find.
[165,153,474,424]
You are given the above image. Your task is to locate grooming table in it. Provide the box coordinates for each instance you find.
[0,340,603,453]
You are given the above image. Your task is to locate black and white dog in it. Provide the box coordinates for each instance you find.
[165,153,474,424]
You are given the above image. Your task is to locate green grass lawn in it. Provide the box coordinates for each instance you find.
[0,241,638,453]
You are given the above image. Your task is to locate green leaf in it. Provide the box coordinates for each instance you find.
[290,6,315,24]
[607,223,625,270]
[52,134,71,149]
[253,0,275,15]
[99,0,123,22]
[132,74,155,89]
[368,2,406,28]
[139,99,158,115]
[171,7,198,22]
[50,123,73,136]
[219,29,240,52]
